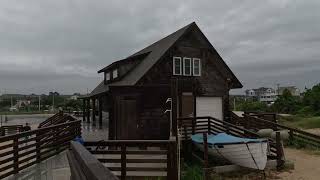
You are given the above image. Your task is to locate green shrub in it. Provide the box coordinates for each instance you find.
[296,106,315,116]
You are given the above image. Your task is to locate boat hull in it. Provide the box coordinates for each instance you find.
[196,141,268,170]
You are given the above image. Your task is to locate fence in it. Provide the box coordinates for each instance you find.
[83,139,178,180]
[0,118,81,179]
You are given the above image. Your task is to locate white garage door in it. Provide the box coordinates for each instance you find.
[196,97,223,120]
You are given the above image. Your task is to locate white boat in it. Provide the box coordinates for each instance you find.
[192,133,268,170]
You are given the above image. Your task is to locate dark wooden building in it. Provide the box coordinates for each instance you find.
[82,22,242,140]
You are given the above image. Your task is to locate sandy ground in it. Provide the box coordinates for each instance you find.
[304,128,320,136]
[271,148,320,180]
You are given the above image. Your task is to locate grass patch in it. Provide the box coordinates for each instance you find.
[182,164,204,180]
[279,115,320,129]
[285,137,320,152]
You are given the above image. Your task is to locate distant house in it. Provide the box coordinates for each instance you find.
[82,22,242,140]
[245,87,277,104]
[70,95,79,100]
[278,86,300,96]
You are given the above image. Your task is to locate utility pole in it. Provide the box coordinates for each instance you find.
[38,95,41,112]
[277,83,280,96]
[52,93,55,112]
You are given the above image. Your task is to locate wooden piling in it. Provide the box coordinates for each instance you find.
[276,131,284,170]
[203,133,209,180]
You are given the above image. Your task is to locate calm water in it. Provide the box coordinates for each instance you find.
[0,114,53,127]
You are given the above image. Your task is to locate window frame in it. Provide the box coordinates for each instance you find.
[112,69,118,79]
[193,58,201,76]
[105,72,110,81]
[173,57,182,75]
[183,57,192,76]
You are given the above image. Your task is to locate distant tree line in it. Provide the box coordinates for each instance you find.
[0,92,82,113]
[232,83,320,116]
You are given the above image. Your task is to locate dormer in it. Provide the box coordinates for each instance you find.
[98,52,150,85]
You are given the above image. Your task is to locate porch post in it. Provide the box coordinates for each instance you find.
[92,98,96,126]
[99,97,103,127]
[87,99,90,123]
[171,78,178,137]
[82,98,86,122]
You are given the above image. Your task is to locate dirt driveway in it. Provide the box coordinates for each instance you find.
[272,148,320,180]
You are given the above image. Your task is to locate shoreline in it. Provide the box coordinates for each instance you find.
[0,113,55,117]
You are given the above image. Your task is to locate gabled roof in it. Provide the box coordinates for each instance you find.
[87,22,242,97]
[109,22,193,86]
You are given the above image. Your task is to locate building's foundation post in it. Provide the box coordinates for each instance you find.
[92,98,96,126]
[99,97,103,128]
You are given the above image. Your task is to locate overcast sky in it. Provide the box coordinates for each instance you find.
[0,0,319,95]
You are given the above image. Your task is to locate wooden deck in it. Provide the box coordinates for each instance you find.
[5,151,70,180]
[2,118,109,180]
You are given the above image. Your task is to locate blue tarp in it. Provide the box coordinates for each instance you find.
[191,133,265,145]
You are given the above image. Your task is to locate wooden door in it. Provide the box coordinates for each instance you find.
[116,96,139,140]
[181,93,194,118]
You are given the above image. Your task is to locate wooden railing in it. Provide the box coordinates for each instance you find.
[67,141,119,180]
[0,118,81,179]
[83,139,178,180]
[38,111,76,128]
[0,125,24,136]
[241,114,320,147]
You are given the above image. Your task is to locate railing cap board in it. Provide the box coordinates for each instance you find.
[242,114,320,140]
[84,139,176,147]
[0,119,80,142]
[70,141,119,180]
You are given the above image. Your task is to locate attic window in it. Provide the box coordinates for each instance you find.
[183,57,192,76]
[106,72,110,81]
[173,57,182,75]
[113,69,118,79]
[193,58,201,76]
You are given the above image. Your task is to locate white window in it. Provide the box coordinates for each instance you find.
[113,69,118,79]
[105,72,110,81]
[193,58,201,76]
[173,57,182,75]
[183,57,192,76]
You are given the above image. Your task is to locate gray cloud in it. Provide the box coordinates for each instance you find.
[0,0,319,95]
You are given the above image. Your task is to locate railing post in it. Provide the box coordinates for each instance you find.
[289,130,294,141]
[172,140,178,180]
[203,133,209,180]
[192,117,196,135]
[276,131,284,170]
[55,127,60,153]
[167,142,172,179]
[121,144,126,180]
[183,125,191,161]
[36,132,41,163]
[207,117,211,134]
[13,136,19,174]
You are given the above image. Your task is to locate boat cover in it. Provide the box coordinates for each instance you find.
[191,133,266,145]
